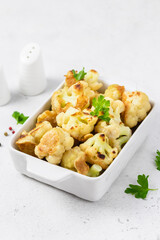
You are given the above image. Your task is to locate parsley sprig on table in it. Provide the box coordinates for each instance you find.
[12,111,29,124]
[125,174,158,199]
[72,67,87,81]
[90,95,110,122]
[155,150,160,171]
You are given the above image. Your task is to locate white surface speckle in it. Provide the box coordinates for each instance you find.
[0,0,160,239]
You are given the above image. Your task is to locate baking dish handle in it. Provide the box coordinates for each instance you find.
[26,157,71,183]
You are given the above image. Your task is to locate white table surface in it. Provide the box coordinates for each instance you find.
[0,0,160,239]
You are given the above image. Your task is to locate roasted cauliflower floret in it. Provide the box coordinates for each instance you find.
[35,127,74,164]
[84,70,103,91]
[65,70,77,87]
[95,121,131,152]
[61,146,89,175]
[105,84,125,100]
[65,69,103,91]
[101,97,125,124]
[16,121,52,156]
[56,107,98,141]
[122,91,151,128]
[111,133,131,152]
[16,130,36,156]
[51,81,95,114]
[80,133,118,169]
[37,110,57,127]
[29,121,52,144]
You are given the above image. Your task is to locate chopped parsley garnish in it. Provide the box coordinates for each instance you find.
[72,67,87,81]
[90,95,110,122]
[125,174,158,199]
[155,150,160,171]
[12,111,29,124]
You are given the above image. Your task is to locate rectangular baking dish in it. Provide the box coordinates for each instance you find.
[9,78,158,201]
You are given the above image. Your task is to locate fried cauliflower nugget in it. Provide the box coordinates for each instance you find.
[51,81,95,114]
[56,107,98,141]
[35,127,74,164]
[16,121,52,156]
[80,133,118,169]
[84,70,103,91]
[95,121,131,152]
[104,84,125,100]
[37,110,57,127]
[122,91,151,128]
[61,146,89,175]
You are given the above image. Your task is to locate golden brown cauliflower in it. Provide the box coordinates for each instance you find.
[122,91,151,128]
[95,96,131,152]
[29,121,52,144]
[103,97,125,124]
[16,121,52,156]
[35,127,74,164]
[65,69,103,91]
[61,146,89,175]
[84,70,103,91]
[95,121,131,152]
[51,81,95,114]
[104,84,125,100]
[37,110,57,127]
[16,130,36,156]
[65,70,77,87]
[56,107,98,141]
[80,133,118,169]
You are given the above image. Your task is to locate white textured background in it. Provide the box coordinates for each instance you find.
[0,0,160,239]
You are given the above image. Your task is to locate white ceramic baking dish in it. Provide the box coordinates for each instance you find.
[9,78,158,201]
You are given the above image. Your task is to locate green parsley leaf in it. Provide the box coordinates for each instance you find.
[155,150,160,171]
[12,111,29,124]
[125,174,158,199]
[12,111,20,121]
[90,95,110,122]
[72,67,87,81]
